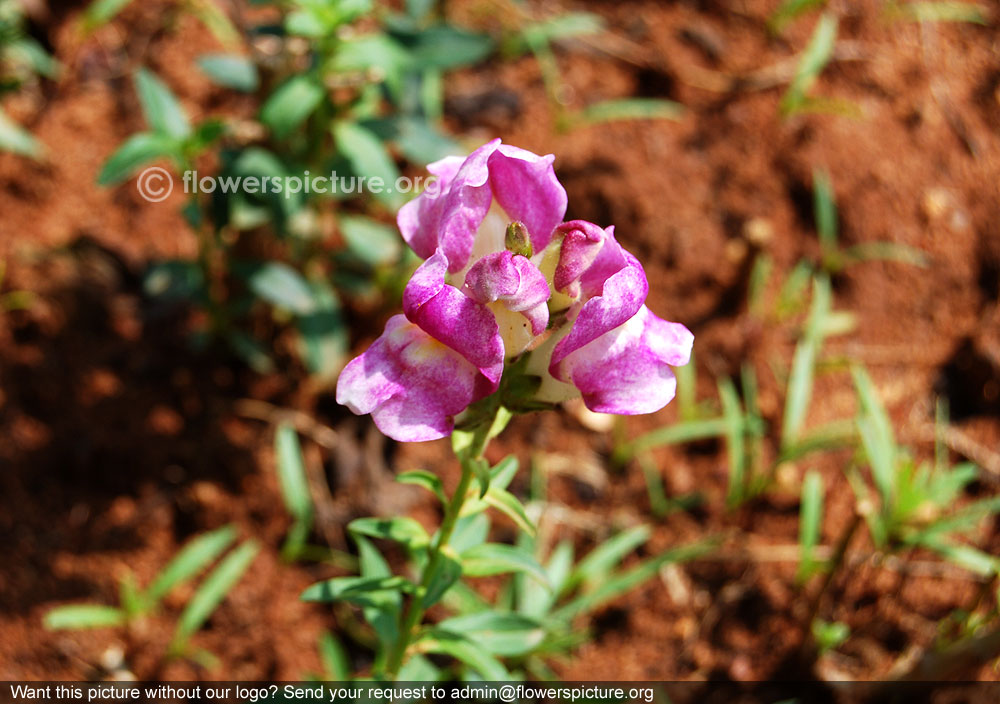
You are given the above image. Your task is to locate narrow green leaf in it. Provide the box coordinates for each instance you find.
[719,377,747,509]
[396,470,446,504]
[580,98,683,125]
[813,168,837,254]
[260,75,325,140]
[490,456,519,492]
[780,13,839,115]
[781,276,831,449]
[173,539,259,647]
[348,516,430,550]
[408,26,494,70]
[554,539,718,622]
[197,53,259,92]
[300,575,414,603]
[415,629,509,680]
[0,109,43,158]
[621,417,729,461]
[82,0,133,30]
[297,280,347,379]
[568,526,650,590]
[97,132,176,185]
[768,0,828,34]
[482,486,535,537]
[798,470,824,583]
[461,543,549,585]
[437,612,545,657]
[354,536,400,650]
[134,68,190,139]
[274,423,313,524]
[145,525,237,605]
[886,1,987,23]
[44,605,125,630]
[422,549,462,609]
[318,630,350,681]
[852,366,896,506]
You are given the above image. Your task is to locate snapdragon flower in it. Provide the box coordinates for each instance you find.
[336,140,693,442]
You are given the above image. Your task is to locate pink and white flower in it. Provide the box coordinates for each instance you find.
[336,141,694,442]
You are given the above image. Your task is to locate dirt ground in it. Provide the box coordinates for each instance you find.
[1,0,999,684]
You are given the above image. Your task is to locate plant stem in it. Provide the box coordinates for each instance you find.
[383,424,493,678]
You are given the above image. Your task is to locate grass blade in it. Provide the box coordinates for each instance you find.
[171,539,260,651]
[145,524,237,605]
[274,423,313,525]
[797,470,824,583]
[44,605,125,630]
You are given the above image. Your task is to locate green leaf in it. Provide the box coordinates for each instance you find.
[329,35,410,100]
[197,53,259,92]
[449,513,490,555]
[82,0,133,30]
[44,605,125,630]
[797,470,825,583]
[490,456,519,492]
[852,366,897,506]
[97,132,176,185]
[719,377,747,509]
[338,215,402,267]
[569,525,651,592]
[812,619,850,654]
[396,654,441,681]
[506,12,604,55]
[300,576,414,604]
[580,98,683,125]
[813,168,837,254]
[407,25,494,70]
[554,539,718,622]
[274,424,313,524]
[780,13,838,116]
[781,276,831,449]
[396,470,446,504]
[768,0,828,34]
[519,540,574,618]
[260,75,325,140]
[134,68,191,139]
[318,630,350,681]
[172,539,259,647]
[333,121,403,210]
[481,486,535,537]
[145,525,237,605]
[354,536,400,650]
[886,1,987,23]
[246,261,316,315]
[0,109,43,158]
[619,418,728,461]
[348,517,431,550]
[422,549,462,609]
[297,280,347,379]
[415,628,510,680]
[437,612,545,657]
[461,543,549,586]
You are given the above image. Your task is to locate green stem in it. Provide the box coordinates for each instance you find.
[383,423,493,678]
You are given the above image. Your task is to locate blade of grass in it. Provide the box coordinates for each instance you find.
[797,470,824,584]
[171,539,260,652]
[144,524,237,606]
[719,377,747,509]
[781,276,831,449]
[780,13,839,116]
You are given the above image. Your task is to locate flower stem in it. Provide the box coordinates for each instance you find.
[383,424,492,678]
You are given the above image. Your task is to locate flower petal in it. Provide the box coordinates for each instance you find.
[552,306,694,415]
[549,231,649,370]
[397,140,567,272]
[336,315,492,441]
[553,220,607,297]
[403,249,504,387]
[463,251,550,336]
